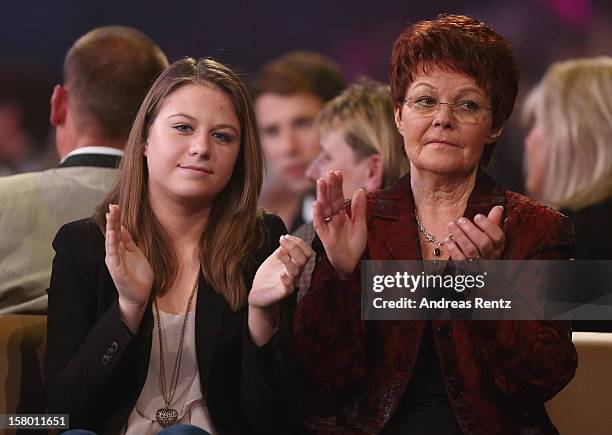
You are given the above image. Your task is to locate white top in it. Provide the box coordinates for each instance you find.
[121,309,216,435]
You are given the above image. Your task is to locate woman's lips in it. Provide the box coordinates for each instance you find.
[180,164,213,174]
[426,140,461,148]
[284,164,307,179]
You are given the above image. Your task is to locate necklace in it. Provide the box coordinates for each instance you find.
[154,272,199,428]
[414,211,452,271]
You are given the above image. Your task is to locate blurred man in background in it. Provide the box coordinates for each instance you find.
[252,51,345,231]
[0,25,168,313]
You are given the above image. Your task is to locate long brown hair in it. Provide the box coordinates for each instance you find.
[95,57,264,311]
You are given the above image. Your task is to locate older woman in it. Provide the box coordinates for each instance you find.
[523,56,612,332]
[294,15,577,434]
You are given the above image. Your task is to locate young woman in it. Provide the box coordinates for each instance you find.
[45,57,311,435]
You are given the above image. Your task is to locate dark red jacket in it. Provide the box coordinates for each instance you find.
[294,171,577,434]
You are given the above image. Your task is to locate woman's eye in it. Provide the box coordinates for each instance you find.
[415,96,437,107]
[173,124,193,133]
[457,100,480,112]
[212,131,231,142]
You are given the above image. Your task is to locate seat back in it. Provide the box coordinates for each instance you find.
[0,314,47,434]
[546,332,612,435]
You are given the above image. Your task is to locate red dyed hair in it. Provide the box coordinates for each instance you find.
[389,14,520,132]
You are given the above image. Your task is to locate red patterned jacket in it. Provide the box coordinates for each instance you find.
[294,171,577,434]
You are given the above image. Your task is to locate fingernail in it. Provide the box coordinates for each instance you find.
[458,218,467,225]
[475,214,484,221]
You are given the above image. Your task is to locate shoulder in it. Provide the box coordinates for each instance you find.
[505,191,569,230]
[292,222,315,244]
[261,212,287,238]
[504,191,574,257]
[248,212,287,264]
[0,171,43,201]
[53,217,105,261]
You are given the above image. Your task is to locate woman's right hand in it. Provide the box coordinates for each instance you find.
[312,171,367,278]
[105,204,154,332]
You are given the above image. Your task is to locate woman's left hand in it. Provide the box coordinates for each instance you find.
[248,235,314,346]
[445,205,505,260]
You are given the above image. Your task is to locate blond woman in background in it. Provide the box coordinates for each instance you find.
[523,56,612,331]
[293,78,408,299]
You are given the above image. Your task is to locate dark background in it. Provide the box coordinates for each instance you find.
[2,0,611,192]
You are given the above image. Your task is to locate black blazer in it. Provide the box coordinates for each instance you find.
[44,214,300,435]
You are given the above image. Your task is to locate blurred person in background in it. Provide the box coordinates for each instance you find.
[0,64,55,175]
[293,78,408,300]
[0,26,168,313]
[523,56,612,332]
[252,51,345,231]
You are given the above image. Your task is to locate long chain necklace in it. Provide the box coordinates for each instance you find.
[154,272,199,428]
[415,210,452,271]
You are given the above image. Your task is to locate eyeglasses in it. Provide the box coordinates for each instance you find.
[403,96,491,125]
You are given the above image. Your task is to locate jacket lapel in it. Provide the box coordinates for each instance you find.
[371,173,422,260]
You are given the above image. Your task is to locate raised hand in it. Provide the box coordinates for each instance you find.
[248,235,313,345]
[105,204,154,332]
[313,171,367,278]
[249,235,314,308]
[445,205,505,260]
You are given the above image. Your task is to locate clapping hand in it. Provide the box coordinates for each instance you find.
[105,204,154,333]
[249,235,314,308]
[312,171,367,278]
[445,205,505,260]
[248,234,313,345]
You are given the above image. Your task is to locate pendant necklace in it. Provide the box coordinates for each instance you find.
[154,272,199,428]
[415,211,452,272]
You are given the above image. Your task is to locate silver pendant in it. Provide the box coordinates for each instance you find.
[156,408,178,428]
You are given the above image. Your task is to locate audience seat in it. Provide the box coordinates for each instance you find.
[0,314,47,435]
[546,331,612,435]
[1,316,611,434]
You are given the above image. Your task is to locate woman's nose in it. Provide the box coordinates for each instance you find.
[190,135,211,159]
